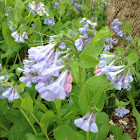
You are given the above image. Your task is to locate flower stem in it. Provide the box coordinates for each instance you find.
[20,108,38,135]
[30,113,50,140]
[86,131,89,140]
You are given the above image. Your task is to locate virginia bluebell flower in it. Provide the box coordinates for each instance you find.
[44,17,55,26]
[74,113,98,133]
[126,36,131,41]
[104,38,118,51]
[115,107,130,117]
[74,3,82,9]
[11,31,28,43]
[59,42,66,49]
[54,2,59,9]
[95,54,133,90]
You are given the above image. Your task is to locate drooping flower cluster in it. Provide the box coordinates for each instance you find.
[28,1,49,16]
[104,38,118,51]
[17,41,72,101]
[44,17,55,26]
[74,17,97,51]
[94,54,133,90]
[0,64,23,102]
[111,19,124,37]
[74,3,83,9]
[54,2,59,10]
[111,19,131,41]
[74,113,98,133]
[115,107,130,117]
[11,31,28,43]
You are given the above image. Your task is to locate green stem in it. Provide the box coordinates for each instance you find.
[31,113,50,140]
[0,123,9,132]
[62,111,72,121]
[13,53,18,65]
[58,110,62,125]
[17,92,50,140]
[86,131,89,140]
[20,109,38,135]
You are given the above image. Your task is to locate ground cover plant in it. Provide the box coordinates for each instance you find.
[0,0,140,140]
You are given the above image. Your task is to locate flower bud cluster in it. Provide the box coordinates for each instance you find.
[94,54,133,90]
[74,17,97,51]
[74,113,98,133]
[17,41,72,101]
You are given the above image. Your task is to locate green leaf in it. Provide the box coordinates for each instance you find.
[54,125,85,140]
[12,99,21,109]
[124,24,131,34]
[8,110,33,140]
[91,27,113,43]
[35,17,42,31]
[0,99,7,106]
[25,133,46,140]
[72,86,80,114]
[2,24,15,48]
[40,110,56,134]
[79,75,113,114]
[54,100,62,111]
[71,61,86,84]
[79,53,99,68]
[17,83,26,93]
[81,39,105,59]
[109,126,123,140]
[132,108,140,137]
[14,0,24,23]
[34,99,48,113]
[91,112,109,140]
[59,1,65,18]
[121,133,131,140]
[116,47,125,55]
[21,97,33,112]
[126,53,139,64]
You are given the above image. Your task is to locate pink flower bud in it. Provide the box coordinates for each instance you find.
[94,69,101,75]
[65,83,72,93]
[67,73,72,84]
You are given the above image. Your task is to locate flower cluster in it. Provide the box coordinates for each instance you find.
[74,113,98,133]
[0,64,23,102]
[115,107,130,117]
[94,54,133,90]
[11,31,28,43]
[54,2,59,10]
[28,1,49,16]
[111,19,124,37]
[109,120,115,126]
[74,17,97,51]
[74,3,83,9]
[17,41,72,101]
[111,19,131,41]
[119,119,127,125]
[44,17,55,26]
[104,38,118,51]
